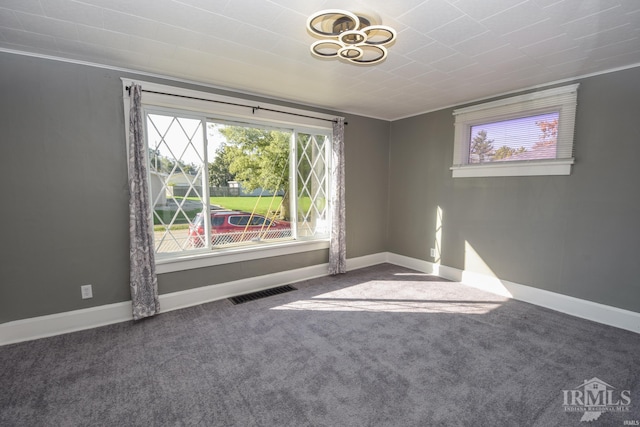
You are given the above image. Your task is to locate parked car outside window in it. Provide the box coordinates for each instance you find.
[188,211,291,247]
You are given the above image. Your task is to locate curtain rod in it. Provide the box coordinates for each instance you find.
[126,86,347,125]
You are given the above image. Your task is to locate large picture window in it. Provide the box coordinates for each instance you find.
[451,84,578,177]
[123,80,335,271]
[147,113,330,255]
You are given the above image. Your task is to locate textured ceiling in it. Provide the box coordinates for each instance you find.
[1,0,639,120]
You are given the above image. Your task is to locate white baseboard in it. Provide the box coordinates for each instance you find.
[0,254,380,346]
[385,252,640,334]
[2,252,638,345]
[0,302,134,347]
[161,252,387,314]
[386,252,438,275]
[346,252,388,271]
[159,263,330,314]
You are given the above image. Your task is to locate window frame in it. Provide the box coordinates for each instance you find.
[451,84,579,178]
[122,79,337,273]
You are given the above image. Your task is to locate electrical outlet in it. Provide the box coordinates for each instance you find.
[81,284,93,299]
[430,248,436,258]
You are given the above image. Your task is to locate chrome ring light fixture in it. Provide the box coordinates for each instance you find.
[306,9,397,65]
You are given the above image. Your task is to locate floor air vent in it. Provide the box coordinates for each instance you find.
[229,285,297,305]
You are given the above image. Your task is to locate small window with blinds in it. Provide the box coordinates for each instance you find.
[451,84,578,177]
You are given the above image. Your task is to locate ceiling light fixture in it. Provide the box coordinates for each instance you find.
[306,9,397,65]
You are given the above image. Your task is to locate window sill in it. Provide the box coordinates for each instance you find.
[155,239,330,274]
[451,158,574,178]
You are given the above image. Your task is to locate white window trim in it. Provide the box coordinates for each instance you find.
[122,78,338,272]
[451,84,579,178]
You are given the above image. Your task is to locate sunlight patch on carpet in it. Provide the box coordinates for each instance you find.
[271,280,507,314]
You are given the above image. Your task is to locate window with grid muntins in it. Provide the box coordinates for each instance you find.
[144,111,332,257]
[123,79,338,272]
[146,113,208,253]
[296,133,329,239]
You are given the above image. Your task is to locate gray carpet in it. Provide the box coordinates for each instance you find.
[1,264,638,426]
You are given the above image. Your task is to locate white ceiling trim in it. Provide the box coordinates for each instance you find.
[393,61,640,121]
[0,47,349,118]
[1,49,639,122]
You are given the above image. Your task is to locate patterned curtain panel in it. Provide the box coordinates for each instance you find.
[128,84,160,320]
[329,118,346,275]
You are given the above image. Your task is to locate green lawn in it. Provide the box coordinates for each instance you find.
[211,196,284,215]
[211,196,322,216]
[152,207,201,229]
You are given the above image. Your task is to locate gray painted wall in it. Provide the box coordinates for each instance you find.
[0,53,389,323]
[343,114,390,258]
[388,67,640,313]
[2,49,636,323]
